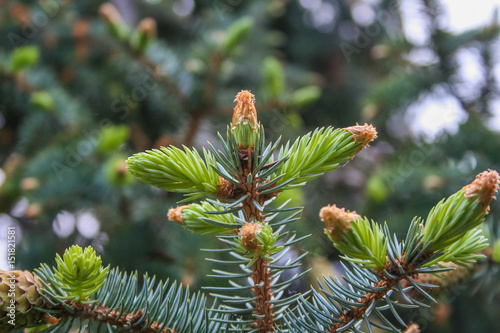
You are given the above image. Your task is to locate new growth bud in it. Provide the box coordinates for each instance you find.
[463,169,499,214]
[99,3,130,41]
[345,123,378,155]
[422,169,499,252]
[404,324,421,333]
[320,204,387,269]
[232,90,258,130]
[240,222,262,255]
[131,17,157,53]
[231,90,260,149]
[168,205,190,225]
[99,3,122,24]
[137,18,157,39]
[319,204,360,242]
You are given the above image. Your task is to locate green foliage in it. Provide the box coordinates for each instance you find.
[290,86,321,107]
[180,201,241,235]
[262,56,285,99]
[232,122,259,149]
[43,245,109,304]
[129,20,156,54]
[237,223,284,265]
[127,146,219,201]
[9,46,40,72]
[426,228,488,266]
[276,127,359,188]
[493,239,500,263]
[422,188,487,251]
[29,91,55,112]
[257,224,283,256]
[97,125,130,153]
[333,218,388,269]
[35,266,221,333]
[223,17,254,54]
[104,155,135,187]
[365,174,389,203]
[2,0,500,331]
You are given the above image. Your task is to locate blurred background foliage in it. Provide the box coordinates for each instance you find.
[1,0,500,332]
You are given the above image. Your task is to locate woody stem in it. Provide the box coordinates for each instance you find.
[239,148,274,332]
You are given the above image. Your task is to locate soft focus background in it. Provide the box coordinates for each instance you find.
[1,0,500,332]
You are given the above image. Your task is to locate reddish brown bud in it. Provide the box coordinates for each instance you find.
[319,204,360,242]
[137,18,157,39]
[240,222,262,254]
[21,177,39,191]
[25,203,42,218]
[99,3,123,24]
[404,323,421,333]
[345,123,377,154]
[167,205,190,224]
[9,4,30,26]
[73,20,90,39]
[463,169,499,214]
[232,90,257,130]
[217,176,236,198]
[115,160,128,177]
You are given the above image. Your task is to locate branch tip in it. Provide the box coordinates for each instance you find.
[463,169,499,214]
[240,221,262,254]
[345,123,377,152]
[320,204,360,242]
[167,205,189,224]
[137,18,157,39]
[98,3,122,24]
[404,323,421,333]
[232,90,258,130]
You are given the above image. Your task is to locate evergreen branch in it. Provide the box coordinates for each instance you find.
[98,3,190,110]
[126,146,219,199]
[286,170,498,332]
[35,267,214,333]
[135,54,191,110]
[421,170,498,252]
[167,201,242,235]
[275,125,377,189]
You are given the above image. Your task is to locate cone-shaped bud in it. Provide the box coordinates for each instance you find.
[0,270,44,331]
[137,18,157,39]
[21,177,39,191]
[169,202,239,235]
[232,90,257,130]
[99,3,130,41]
[320,204,358,242]
[130,18,157,53]
[345,123,378,155]
[167,205,190,225]
[231,90,259,148]
[422,169,499,251]
[240,222,262,255]
[463,169,499,214]
[99,3,121,24]
[320,205,387,269]
[404,324,421,333]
